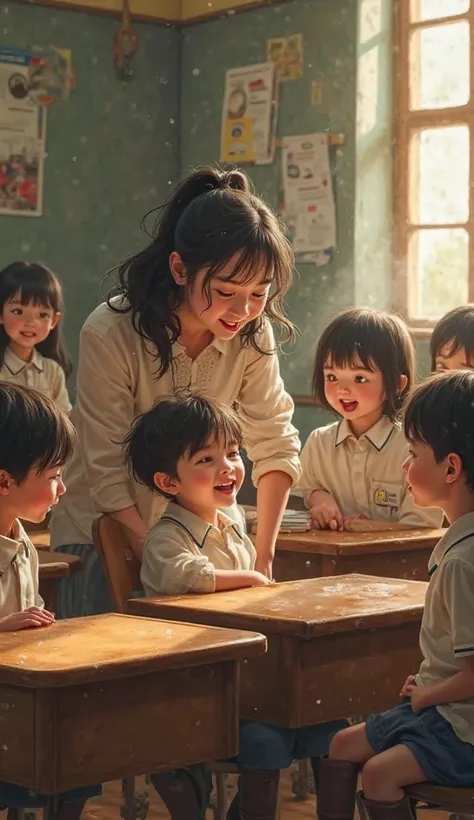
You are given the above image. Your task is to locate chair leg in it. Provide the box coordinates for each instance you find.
[121,777,149,820]
[7,810,25,820]
[292,758,313,801]
[214,773,227,820]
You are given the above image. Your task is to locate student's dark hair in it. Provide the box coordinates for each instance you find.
[0,262,72,377]
[123,393,243,498]
[430,305,474,371]
[312,308,416,421]
[0,382,75,484]
[404,370,474,492]
[108,166,295,377]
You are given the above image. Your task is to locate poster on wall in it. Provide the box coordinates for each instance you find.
[220,62,278,165]
[266,34,303,81]
[0,48,47,217]
[281,133,336,255]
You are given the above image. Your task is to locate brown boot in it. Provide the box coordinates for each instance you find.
[150,766,211,820]
[314,759,359,820]
[358,793,416,820]
[226,769,280,820]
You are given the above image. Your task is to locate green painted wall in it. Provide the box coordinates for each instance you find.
[0,4,180,380]
[180,0,358,443]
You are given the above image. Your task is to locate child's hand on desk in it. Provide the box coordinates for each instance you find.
[0,607,55,632]
[309,491,344,532]
[249,571,275,587]
[399,674,417,698]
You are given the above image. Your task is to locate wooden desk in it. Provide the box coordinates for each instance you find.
[31,530,50,551]
[38,551,82,610]
[128,574,427,729]
[273,529,444,583]
[0,613,266,793]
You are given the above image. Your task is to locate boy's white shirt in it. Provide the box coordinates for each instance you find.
[141,502,256,596]
[294,416,444,527]
[0,520,43,615]
[418,511,474,744]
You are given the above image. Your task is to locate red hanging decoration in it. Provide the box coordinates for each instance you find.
[114,0,138,82]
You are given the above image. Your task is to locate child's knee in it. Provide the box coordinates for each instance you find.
[361,756,387,793]
[329,726,354,759]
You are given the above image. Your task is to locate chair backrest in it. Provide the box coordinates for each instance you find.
[92,515,143,613]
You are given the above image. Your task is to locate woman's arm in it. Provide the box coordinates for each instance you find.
[238,323,301,576]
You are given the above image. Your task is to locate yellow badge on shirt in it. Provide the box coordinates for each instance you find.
[374,487,399,509]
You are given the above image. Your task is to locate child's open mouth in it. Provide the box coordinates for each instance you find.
[340,399,358,413]
[214,481,236,495]
[20,332,36,339]
[219,319,240,332]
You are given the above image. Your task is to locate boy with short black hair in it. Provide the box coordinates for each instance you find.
[0,382,101,817]
[124,393,347,820]
[316,370,474,820]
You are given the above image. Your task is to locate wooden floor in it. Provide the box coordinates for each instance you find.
[81,772,451,820]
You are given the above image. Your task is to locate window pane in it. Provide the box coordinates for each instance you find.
[409,21,470,110]
[409,228,468,319]
[409,125,469,225]
[411,0,469,22]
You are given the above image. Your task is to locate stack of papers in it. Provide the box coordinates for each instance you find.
[279,509,312,532]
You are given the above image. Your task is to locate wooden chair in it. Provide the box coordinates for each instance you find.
[404,782,474,816]
[92,515,242,820]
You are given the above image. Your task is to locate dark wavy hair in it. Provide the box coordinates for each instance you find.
[0,262,72,377]
[107,166,295,377]
[312,308,416,421]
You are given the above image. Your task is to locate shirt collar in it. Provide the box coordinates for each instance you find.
[335,416,396,451]
[171,335,227,358]
[428,512,474,574]
[160,503,244,549]
[0,519,26,574]
[4,347,44,375]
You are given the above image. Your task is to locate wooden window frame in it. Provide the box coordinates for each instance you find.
[393,0,474,330]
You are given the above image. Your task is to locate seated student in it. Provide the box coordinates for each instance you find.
[316,370,474,820]
[295,308,443,531]
[123,393,347,820]
[0,382,101,819]
[430,304,474,372]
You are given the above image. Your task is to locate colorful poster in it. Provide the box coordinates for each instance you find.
[0,48,47,217]
[281,133,336,255]
[220,62,278,165]
[267,34,303,81]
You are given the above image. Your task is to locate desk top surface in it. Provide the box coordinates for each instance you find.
[128,574,428,638]
[276,528,444,555]
[37,551,82,578]
[0,613,266,688]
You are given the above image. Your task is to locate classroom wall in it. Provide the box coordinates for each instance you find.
[180,0,359,442]
[0,3,180,377]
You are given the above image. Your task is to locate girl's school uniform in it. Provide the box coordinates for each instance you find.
[0,347,71,415]
[142,504,347,771]
[296,416,443,527]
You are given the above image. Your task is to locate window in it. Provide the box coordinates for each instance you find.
[394,0,473,326]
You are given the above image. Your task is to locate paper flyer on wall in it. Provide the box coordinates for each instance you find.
[281,133,336,255]
[220,62,278,165]
[0,48,47,217]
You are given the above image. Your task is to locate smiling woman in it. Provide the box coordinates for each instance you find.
[50,165,301,620]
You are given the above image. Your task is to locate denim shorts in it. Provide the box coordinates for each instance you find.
[366,700,474,786]
[235,718,349,770]
[0,783,102,807]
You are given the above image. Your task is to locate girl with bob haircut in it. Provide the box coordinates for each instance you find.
[296,308,443,531]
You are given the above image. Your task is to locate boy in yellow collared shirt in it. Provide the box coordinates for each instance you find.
[0,382,101,817]
[124,393,347,820]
